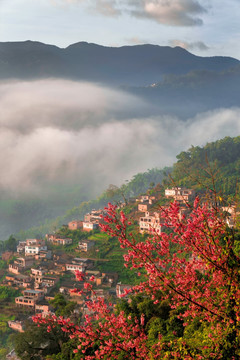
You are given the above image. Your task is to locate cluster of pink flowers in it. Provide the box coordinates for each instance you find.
[33,199,240,359]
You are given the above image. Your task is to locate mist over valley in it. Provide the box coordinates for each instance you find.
[0,42,239,238]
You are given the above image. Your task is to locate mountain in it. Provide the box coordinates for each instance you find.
[0,40,239,86]
[126,66,240,117]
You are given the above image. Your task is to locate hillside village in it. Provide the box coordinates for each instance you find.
[0,186,238,359]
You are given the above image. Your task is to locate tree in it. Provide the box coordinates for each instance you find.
[4,235,17,252]
[34,199,240,359]
[14,321,73,360]
[49,294,77,317]
[0,286,21,302]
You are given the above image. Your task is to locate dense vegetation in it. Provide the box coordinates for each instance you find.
[0,286,21,302]
[14,321,77,360]
[0,235,17,253]
[0,286,21,359]
[171,136,240,200]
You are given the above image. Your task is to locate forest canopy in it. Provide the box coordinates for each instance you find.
[171,136,240,199]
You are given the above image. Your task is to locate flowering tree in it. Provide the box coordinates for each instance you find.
[33,199,240,359]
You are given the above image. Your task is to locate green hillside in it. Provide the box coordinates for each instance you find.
[170,136,240,201]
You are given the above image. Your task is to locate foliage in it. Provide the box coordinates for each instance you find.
[0,235,17,252]
[0,260,7,269]
[33,196,240,359]
[0,315,15,359]
[171,136,240,200]
[49,294,77,317]
[0,348,8,359]
[0,286,21,302]
[98,168,171,203]
[14,321,74,360]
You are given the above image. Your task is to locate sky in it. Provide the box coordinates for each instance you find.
[0,0,240,59]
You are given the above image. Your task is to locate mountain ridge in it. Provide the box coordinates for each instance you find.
[0,40,239,86]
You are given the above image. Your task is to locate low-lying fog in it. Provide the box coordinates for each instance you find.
[0,79,240,237]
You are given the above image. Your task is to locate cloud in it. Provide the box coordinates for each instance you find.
[170,39,209,51]
[0,122,158,191]
[0,80,145,133]
[54,0,122,16]
[93,0,121,16]
[125,37,148,45]
[0,79,239,198]
[135,0,207,26]
[0,79,151,194]
[57,0,207,26]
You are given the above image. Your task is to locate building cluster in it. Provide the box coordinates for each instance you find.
[139,211,163,234]
[137,187,238,234]
[45,234,73,246]
[17,238,52,260]
[221,205,239,228]
[136,195,156,212]
[68,208,107,233]
[15,289,47,311]
[77,239,95,252]
[2,227,123,335]
[2,240,125,335]
[2,185,238,352]
[137,188,195,234]
[8,256,34,275]
[5,273,32,288]
[65,257,94,273]
[165,187,196,202]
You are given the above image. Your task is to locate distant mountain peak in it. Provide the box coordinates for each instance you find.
[66,41,105,50]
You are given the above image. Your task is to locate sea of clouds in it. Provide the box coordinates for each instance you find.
[1,79,240,196]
